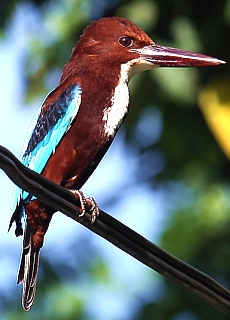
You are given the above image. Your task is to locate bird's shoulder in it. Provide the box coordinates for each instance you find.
[40,76,83,115]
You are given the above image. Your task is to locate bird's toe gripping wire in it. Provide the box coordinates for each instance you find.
[70,190,99,224]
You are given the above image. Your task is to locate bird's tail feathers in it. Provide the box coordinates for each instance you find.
[17,225,40,311]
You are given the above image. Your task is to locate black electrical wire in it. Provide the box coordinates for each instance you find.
[0,145,229,315]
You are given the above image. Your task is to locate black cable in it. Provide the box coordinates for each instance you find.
[0,145,229,315]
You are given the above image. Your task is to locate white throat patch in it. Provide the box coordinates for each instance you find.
[102,58,155,138]
[102,63,130,137]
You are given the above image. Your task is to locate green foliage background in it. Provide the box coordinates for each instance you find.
[1,0,229,319]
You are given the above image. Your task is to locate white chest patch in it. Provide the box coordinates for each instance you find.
[102,63,130,138]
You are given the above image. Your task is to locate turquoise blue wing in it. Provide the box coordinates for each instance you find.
[22,84,82,173]
[10,83,82,234]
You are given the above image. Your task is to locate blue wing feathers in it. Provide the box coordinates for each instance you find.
[23,83,81,168]
[10,83,82,232]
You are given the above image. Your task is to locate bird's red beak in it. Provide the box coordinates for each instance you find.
[132,44,226,67]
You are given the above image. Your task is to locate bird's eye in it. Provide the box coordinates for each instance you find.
[118,36,133,47]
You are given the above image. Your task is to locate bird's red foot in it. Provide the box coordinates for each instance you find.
[70,190,99,224]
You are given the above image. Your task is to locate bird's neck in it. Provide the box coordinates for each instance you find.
[102,63,130,137]
[60,57,131,139]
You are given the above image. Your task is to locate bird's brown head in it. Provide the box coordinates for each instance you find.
[65,17,225,82]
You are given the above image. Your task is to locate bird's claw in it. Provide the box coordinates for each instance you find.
[70,190,99,224]
[86,197,100,224]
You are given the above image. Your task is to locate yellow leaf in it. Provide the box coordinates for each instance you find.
[198,79,230,159]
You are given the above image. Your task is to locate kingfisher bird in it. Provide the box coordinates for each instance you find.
[9,17,225,311]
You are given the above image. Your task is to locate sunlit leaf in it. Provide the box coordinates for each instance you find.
[199,79,230,159]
